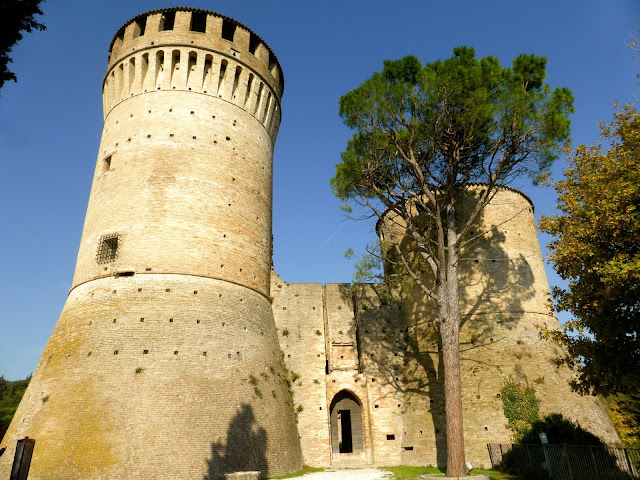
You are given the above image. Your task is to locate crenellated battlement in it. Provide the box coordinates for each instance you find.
[103,8,283,138]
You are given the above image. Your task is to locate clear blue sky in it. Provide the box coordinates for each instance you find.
[1,0,638,380]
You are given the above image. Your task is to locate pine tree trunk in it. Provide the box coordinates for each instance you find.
[441,204,466,477]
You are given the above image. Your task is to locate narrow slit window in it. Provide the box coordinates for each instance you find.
[249,34,260,55]
[221,19,236,41]
[170,50,180,87]
[134,18,146,37]
[217,59,228,93]
[254,82,264,114]
[128,57,136,93]
[268,52,277,74]
[190,12,207,32]
[159,11,175,31]
[262,91,272,122]
[231,66,242,99]
[155,51,164,88]
[96,233,120,264]
[244,73,254,106]
[101,155,112,175]
[203,55,213,90]
[141,53,149,88]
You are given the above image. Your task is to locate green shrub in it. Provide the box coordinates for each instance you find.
[501,377,539,440]
[519,413,604,445]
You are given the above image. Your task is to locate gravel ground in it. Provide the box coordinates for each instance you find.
[292,468,393,480]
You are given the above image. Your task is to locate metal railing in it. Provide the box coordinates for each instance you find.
[487,443,640,480]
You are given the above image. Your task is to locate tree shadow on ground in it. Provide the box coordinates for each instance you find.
[204,404,268,479]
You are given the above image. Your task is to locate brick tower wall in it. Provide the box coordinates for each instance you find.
[0,9,302,479]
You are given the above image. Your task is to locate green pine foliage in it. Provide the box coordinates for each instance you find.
[0,375,30,439]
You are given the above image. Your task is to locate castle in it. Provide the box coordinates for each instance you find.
[0,8,619,479]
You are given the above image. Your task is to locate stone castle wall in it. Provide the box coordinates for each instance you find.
[273,188,619,470]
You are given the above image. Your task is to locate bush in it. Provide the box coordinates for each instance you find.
[501,377,539,440]
[518,413,603,446]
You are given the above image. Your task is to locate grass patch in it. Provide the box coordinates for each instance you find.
[381,465,520,480]
[269,467,324,479]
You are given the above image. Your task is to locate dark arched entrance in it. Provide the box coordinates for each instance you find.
[330,390,364,455]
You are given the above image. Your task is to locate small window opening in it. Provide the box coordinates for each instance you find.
[190,12,207,32]
[268,51,277,73]
[143,349,149,354]
[386,435,395,440]
[114,350,119,355]
[134,18,146,37]
[96,233,120,264]
[374,405,379,409]
[231,66,242,99]
[115,271,134,278]
[159,11,175,31]
[174,351,178,355]
[249,34,260,55]
[404,446,414,451]
[221,19,236,41]
[101,155,112,175]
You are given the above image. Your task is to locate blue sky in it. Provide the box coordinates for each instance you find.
[0,0,638,380]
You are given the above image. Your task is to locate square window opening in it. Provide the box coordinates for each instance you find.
[159,11,175,31]
[221,19,236,41]
[96,233,120,264]
[190,12,207,32]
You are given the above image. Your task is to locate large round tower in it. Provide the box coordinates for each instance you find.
[1,8,302,479]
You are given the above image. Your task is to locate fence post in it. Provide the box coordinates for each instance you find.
[623,447,635,476]
[563,444,575,480]
[542,444,553,480]
[589,445,599,477]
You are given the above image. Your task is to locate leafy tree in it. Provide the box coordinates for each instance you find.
[332,48,573,476]
[0,0,46,91]
[540,105,640,396]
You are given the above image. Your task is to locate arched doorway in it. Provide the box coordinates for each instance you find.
[330,390,364,455]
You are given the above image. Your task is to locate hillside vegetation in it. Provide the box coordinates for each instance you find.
[0,376,30,440]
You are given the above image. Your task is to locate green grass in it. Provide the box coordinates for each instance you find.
[380,465,521,480]
[268,467,324,479]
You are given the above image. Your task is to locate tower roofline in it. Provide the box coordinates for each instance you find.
[108,7,284,92]
[374,183,535,237]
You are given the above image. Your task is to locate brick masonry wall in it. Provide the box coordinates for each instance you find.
[271,273,331,467]
[0,276,302,478]
[274,188,619,470]
[1,8,302,479]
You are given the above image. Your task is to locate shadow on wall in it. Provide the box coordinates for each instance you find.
[351,191,538,468]
[204,404,268,479]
